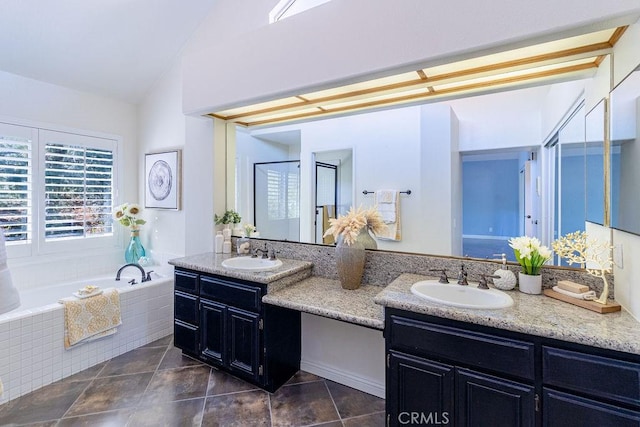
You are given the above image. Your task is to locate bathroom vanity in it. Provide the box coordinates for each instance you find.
[170,250,640,426]
[170,253,312,392]
[376,273,640,427]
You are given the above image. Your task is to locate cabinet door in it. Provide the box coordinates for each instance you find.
[200,300,226,365]
[387,350,454,427]
[227,307,261,382]
[457,368,535,427]
[544,388,640,427]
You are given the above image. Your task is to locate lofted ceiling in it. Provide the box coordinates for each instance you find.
[0,0,218,104]
[212,26,627,127]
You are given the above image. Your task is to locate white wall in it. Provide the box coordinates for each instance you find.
[138,62,187,262]
[0,70,138,286]
[453,87,545,152]
[183,0,640,114]
[420,104,461,256]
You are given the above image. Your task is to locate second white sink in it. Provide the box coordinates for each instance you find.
[221,256,283,272]
[410,280,514,309]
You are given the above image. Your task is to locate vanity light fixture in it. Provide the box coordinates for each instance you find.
[210,26,627,127]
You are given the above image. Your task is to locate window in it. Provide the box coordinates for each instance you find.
[0,123,118,258]
[269,0,332,23]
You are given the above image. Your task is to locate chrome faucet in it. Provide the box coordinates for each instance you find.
[457,264,468,286]
[252,247,269,259]
[115,263,150,284]
[429,269,449,284]
[478,273,500,289]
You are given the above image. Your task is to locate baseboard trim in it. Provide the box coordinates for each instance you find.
[300,359,385,399]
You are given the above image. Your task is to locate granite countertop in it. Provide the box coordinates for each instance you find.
[262,277,384,330]
[168,252,313,290]
[375,273,640,355]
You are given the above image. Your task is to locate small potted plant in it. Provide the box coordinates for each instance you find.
[214,210,242,227]
[508,236,552,294]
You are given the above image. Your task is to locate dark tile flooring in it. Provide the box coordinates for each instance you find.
[0,336,385,426]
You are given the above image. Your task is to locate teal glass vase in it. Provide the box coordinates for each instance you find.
[125,230,146,264]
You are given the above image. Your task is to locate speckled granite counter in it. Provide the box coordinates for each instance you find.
[262,277,384,330]
[168,253,313,292]
[375,273,640,355]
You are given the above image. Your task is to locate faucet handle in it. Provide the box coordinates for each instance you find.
[269,249,278,260]
[457,264,468,286]
[144,271,154,282]
[429,269,449,284]
[478,274,501,289]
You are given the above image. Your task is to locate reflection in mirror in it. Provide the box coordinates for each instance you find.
[230,83,593,269]
[253,160,300,240]
[585,100,606,226]
[610,64,640,235]
[314,149,353,244]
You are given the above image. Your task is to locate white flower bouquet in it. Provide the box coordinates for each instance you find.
[508,236,552,275]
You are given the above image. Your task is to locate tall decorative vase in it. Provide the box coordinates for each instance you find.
[518,272,542,295]
[125,230,146,264]
[335,228,376,290]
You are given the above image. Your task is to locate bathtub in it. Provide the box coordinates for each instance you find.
[0,268,174,404]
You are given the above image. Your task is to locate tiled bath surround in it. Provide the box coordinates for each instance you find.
[0,278,173,404]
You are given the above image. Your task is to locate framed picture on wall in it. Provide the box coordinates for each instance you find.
[145,149,181,210]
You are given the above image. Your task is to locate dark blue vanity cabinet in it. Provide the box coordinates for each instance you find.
[174,268,301,392]
[385,308,640,427]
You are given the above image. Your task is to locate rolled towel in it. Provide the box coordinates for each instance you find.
[552,285,596,300]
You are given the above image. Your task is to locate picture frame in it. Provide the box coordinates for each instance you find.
[145,149,181,210]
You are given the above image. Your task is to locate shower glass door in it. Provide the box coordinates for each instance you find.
[253,160,300,241]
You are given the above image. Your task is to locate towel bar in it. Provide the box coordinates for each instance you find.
[362,190,411,195]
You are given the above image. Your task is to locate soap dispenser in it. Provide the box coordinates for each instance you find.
[492,253,516,290]
[215,231,224,253]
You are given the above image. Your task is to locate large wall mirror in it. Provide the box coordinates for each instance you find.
[610,63,640,236]
[227,73,613,269]
[585,99,606,226]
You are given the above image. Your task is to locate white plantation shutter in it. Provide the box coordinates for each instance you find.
[44,143,114,240]
[0,123,118,258]
[0,125,33,245]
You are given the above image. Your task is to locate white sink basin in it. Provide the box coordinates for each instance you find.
[410,280,514,309]
[221,257,283,272]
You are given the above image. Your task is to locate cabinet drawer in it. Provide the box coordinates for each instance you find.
[175,270,199,293]
[200,276,262,312]
[388,315,535,380]
[543,388,640,427]
[543,346,640,407]
[175,291,199,325]
[174,320,199,356]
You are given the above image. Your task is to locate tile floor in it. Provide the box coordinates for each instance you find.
[0,336,385,426]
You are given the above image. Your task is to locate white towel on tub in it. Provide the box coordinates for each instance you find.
[375,190,401,241]
[59,288,121,349]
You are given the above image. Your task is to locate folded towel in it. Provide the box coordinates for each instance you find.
[375,191,402,241]
[552,286,596,300]
[376,190,397,223]
[322,205,336,244]
[376,190,395,204]
[59,288,121,349]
